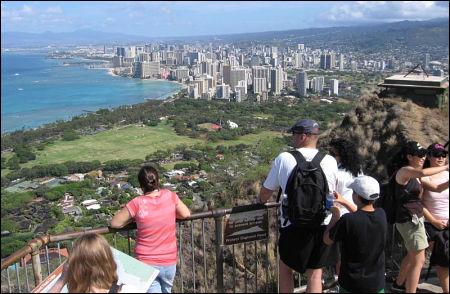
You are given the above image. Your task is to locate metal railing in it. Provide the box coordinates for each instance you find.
[2,203,285,293]
[0,202,408,293]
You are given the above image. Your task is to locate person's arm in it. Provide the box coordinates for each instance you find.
[422,207,447,230]
[323,205,341,245]
[176,199,191,219]
[110,207,133,228]
[396,165,449,185]
[333,190,357,213]
[421,176,449,193]
[255,186,276,204]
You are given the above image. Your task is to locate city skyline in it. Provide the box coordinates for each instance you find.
[2,1,449,38]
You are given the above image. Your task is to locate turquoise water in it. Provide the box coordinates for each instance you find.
[1,51,183,134]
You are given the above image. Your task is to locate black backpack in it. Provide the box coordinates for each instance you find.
[277,150,328,228]
[375,172,414,224]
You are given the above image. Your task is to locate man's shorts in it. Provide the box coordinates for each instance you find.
[395,217,428,251]
[279,225,339,274]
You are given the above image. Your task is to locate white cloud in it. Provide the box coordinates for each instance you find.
[322,1,449,24]
[46,6,62,14]
[21,5,33,15]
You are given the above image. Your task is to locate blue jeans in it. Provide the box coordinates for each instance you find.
[147,264,177,293]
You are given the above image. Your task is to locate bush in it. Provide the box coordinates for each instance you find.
[181,198,193,207]
[62,129,80,141]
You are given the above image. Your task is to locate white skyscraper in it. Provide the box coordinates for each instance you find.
[330,79,339,95]
[253,78,267,94]
[339,54,344,71]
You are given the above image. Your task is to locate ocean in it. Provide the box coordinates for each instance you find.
[1,50,184,134]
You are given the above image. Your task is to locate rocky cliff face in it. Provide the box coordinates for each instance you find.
[321,91,449,180]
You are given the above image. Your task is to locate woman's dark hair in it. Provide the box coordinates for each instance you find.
[330,138,362,177]
[138,165,159,193]
[387,141,420,175]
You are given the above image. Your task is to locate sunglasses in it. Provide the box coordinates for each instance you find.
[430,151,448,158]
[411,150,427,158]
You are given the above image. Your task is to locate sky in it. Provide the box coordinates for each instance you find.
[1,1,449,37]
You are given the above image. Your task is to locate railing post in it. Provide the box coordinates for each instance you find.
[215,214,224,293]
[31,248,42,286]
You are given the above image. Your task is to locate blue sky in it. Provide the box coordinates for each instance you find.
[1,1,449,37]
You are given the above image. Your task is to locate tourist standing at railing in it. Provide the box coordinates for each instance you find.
[111,165,191,293]
[48,233,140,293]
[255,119,339,293]
[323,176,387,293]
[389,141,449,293]
[421,143,449,293]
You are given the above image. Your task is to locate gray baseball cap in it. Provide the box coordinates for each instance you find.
[348,176,380,200]
[286,119,320,134]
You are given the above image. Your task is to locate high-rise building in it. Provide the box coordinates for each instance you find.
[320,54,327,70]
[133,61,160,79]
[339,54,344,71]
[253,78,267,94]
[326,53,335,70]
[424,53,430,70]
[295,53,303,68]
[253,66,271,90]
[297,44,305,51]
[351,61,358,71]
[271,68,283,95]
[230,68,246,91]
[296,71,308,97]
[222,64,231,86]
[330,79,339,95]
[311,76,324,93]
[216,83,230,100]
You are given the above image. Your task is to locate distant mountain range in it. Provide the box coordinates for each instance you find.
[2,18,448,52]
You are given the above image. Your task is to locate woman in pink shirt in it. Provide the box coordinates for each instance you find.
[421,143,449,293]
[111,165,191,293]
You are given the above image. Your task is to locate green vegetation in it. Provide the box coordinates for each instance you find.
[20,124,203,167]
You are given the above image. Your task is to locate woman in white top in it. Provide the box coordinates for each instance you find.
[328,138,364,275]
[421,143,449,293]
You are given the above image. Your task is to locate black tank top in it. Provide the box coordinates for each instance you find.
[395,178,424,223]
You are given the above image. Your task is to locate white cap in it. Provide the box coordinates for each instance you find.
[348,176,380,200]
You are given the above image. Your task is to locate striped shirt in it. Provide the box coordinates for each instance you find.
[126,189,179,266]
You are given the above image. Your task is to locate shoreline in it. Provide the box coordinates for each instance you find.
[2,64,187,135]
[106,67,187,91]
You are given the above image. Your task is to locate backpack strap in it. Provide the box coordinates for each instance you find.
[311,151,326,168]
[276,151,307,203]
[289,150,307,166]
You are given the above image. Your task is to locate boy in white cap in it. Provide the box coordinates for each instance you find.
[324,176,387,293]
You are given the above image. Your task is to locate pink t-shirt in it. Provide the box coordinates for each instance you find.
[422,171,449,222]
[126,189,179,266]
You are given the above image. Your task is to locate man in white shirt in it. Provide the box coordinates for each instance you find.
[256,119,339,293]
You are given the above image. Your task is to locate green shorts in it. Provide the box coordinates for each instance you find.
[395,217,428,251]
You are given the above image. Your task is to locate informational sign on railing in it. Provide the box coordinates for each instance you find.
[223,209,268,245]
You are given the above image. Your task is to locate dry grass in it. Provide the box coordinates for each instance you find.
[321,94,449,180]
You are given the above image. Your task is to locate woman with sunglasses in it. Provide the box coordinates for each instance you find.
[390,141,449,293]
[421,143,449,293]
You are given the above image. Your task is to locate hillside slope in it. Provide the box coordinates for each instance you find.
[321,92,449,180]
